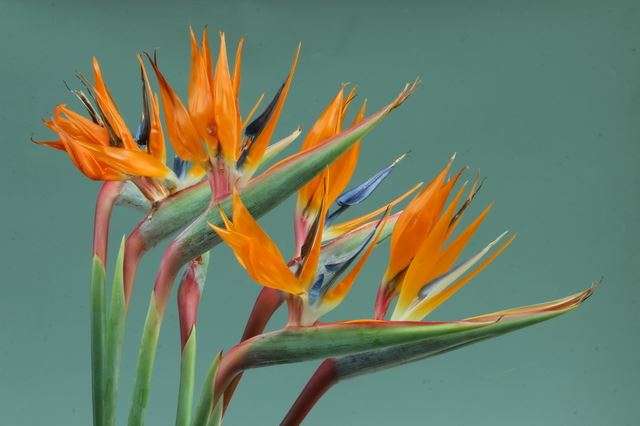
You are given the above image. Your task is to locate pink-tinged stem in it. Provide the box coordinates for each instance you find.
[212,345,251,407]
[93,181,125,262]
[373,284,394,320]
[177,259,204,349]
[123,231,145,308]
[223,288,284,410]
[281,359,339,426]
[153,240,184,315]
[91,181,123,426]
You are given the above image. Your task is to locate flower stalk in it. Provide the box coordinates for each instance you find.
[35,29,597,426]
[90,181,125,426]
[104,238,127,426]
[176,253,210,426]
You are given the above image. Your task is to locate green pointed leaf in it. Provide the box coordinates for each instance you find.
[176,330,197,426]
[104,238,127,426]
[193,352,222,426]
[222,287,593,393]
[90,255,106,426]
[128,296,161,426]
[134,86,416,258]
[331,287,594,379]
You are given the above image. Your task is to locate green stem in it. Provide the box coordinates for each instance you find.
[192,353,222,426]
[128,295,161,426]
[176,330,197,426]
[90,256,106,426]
[104,238,127,425]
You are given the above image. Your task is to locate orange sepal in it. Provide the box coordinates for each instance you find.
[91,58,137,150]
[325,99,365,205]
[210,190,303,294]
[188,28,217,151]
[410,234,516,319]
[147,54,207,163]
[395,183,467,312]
[243,44,301,170]
[212,32,242,162]
[384,156,457,282]
[297,88,346,212]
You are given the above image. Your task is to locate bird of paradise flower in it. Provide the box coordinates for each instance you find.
[34,27,596,426]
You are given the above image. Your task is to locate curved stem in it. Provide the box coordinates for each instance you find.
[91,181,124,426]
[222,288,284,411]
[176,253,210,426]
[94,181,125,263]
[127,241,184,426]
[281,359,338,426]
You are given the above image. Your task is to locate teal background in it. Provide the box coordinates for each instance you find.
[1,0,638,424]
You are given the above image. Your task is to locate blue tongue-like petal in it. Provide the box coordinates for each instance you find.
[172,157,188,180]
[134,65,151,149]
[326,153,407,224]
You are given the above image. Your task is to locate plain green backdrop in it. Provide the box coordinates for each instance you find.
[1,0,638,425]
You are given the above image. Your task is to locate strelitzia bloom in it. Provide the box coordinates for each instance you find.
[374,154,515,321]
[37,29,301,204]
[293,86,362,254]
[148,28,300,200]
[211,179,388,326]
[37,57,174,199]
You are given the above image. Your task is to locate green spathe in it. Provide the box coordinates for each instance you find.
[134,85,415,259]
[193,353,223,426]
[176,331,197,426]
[104,238,127,426]
[238,286,592,371]
[90,255,106,426]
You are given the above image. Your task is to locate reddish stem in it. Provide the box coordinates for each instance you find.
[123,230,145,308]
[223,288,284,410]
[281,359,339,426]
[177,258,204,349]
[93,181,124,264]
[153,240,184,316]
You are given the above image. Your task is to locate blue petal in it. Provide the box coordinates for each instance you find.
[173,157,187,179]
[315,212,386,302]
[308,273,325,305]
[327,153,407,223]
[134,65,151,149]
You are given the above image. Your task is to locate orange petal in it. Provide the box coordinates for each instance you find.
[54,105,109,146]
[409,234,516,319]
[242,44,301,171]
[395,183,467,313]
[297,87,346,211]
[433,203,493,279]
[232,36,245,104]
[91,58,137,150]
[147,54,207,163]
[212,32,242,162]
[242,93,265,128]
[34,139,66,151]
[212,190,303,294]
[384,156,457,282]
[325,99,365,204]
[188,28,217,151]
[70,138,171,179]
